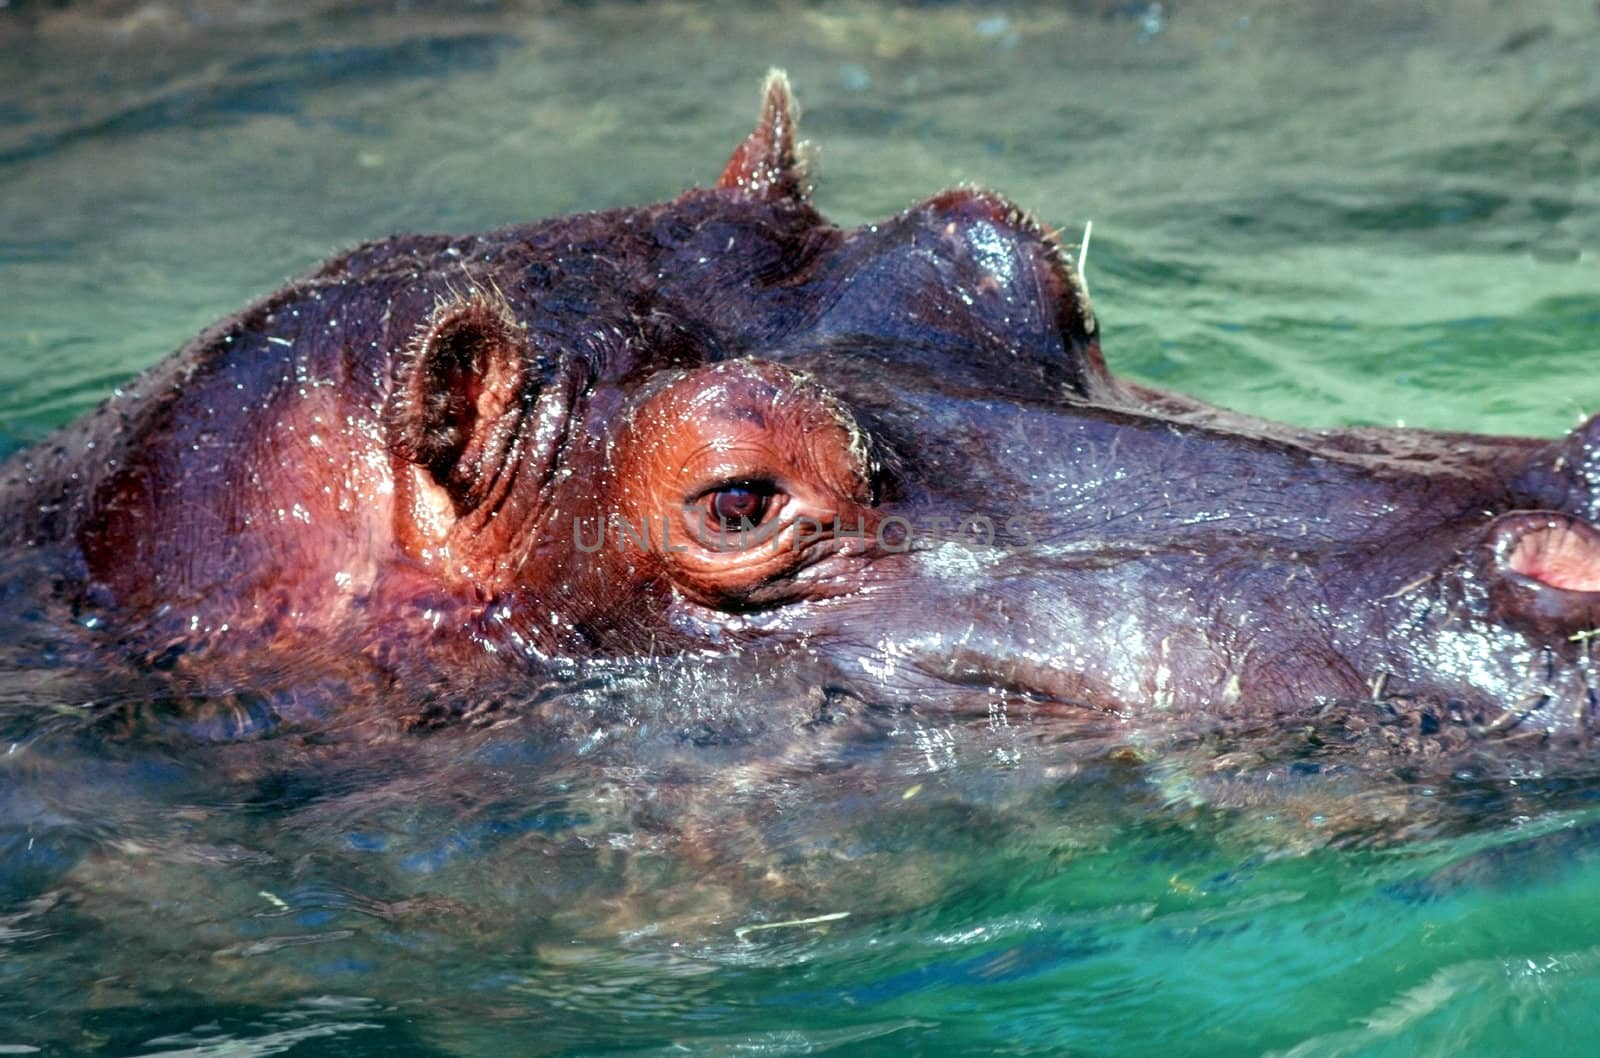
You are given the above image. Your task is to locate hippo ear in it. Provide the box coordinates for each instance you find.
[717,69,810,202]
[386,294,529,514]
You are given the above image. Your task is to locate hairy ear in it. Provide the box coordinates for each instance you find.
[386,293,529,513]
[717,68,811,202]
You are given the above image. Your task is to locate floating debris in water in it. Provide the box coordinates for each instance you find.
[734,910,851,943]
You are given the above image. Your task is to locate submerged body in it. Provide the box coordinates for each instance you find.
[3,73,1599,743]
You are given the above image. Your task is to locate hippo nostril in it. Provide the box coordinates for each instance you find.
[1483,513,1600,637]
[1496,513,1600,594]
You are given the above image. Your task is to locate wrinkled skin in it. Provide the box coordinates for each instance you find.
[4,73,1600,746]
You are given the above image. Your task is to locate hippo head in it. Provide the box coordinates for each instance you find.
[33,74,1600,738]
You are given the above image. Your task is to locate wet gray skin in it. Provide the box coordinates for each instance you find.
[2,74,1599,751]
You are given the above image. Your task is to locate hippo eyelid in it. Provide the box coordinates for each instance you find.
[688,476,781,503]
[718,406,768,429]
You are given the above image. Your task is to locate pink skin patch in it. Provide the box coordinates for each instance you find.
[1507,521,1600,593]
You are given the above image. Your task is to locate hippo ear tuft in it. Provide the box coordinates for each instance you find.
[717,69,811,202]
[386,293,529,513]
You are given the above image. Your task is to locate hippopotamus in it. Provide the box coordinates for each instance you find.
[3,72,1599,743]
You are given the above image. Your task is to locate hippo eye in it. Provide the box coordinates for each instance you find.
[702,481,777,529]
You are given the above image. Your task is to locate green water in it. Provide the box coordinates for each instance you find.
[2,1,1600,1055]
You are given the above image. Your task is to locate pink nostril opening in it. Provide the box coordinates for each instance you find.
[1507,522,1600,592]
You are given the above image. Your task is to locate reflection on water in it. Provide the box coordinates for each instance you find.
[2,1,1600,1055]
